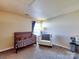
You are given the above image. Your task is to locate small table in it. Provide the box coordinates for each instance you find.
[70,41,79,53]
[75,41,79,53]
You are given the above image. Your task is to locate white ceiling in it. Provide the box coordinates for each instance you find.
[0,0,79,19]
[0,0,33,15]
[28,0,79,19]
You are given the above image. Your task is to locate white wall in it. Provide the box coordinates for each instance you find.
[43,11,79,49]
[0,11,32,52]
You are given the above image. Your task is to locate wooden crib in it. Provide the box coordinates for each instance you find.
[14,32,36,53]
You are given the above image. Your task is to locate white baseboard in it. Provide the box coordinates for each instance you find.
[0,47,13,52]
[52,43,70,50]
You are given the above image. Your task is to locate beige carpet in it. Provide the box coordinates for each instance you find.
[0,45,77,59]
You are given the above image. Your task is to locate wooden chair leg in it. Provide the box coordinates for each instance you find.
[15,48,18,53]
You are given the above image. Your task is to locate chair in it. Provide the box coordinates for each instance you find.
[38,34,52,47]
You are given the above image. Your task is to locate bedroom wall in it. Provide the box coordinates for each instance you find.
[0,11,32,51]
[43,11,79,49]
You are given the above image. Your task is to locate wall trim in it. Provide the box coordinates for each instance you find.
[0,47,13,52]
[53,43,70,50]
